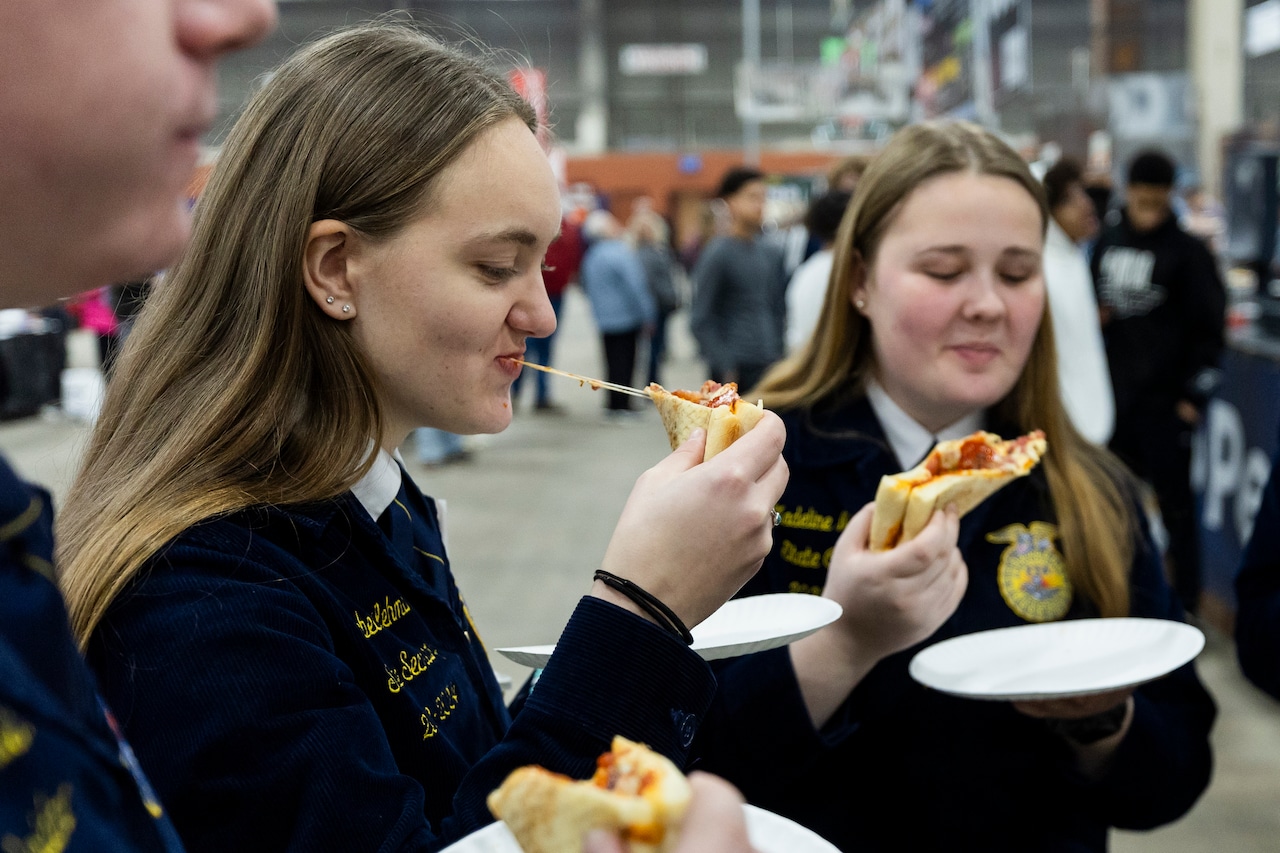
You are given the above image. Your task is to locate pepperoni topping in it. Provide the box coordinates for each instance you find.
[672,380,740,408]
[924,432,1041,475]
[959,441,997,470]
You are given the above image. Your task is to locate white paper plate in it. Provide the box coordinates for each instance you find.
[496,593,842,669]
[908,617,1205,701]
[439,804,839,853]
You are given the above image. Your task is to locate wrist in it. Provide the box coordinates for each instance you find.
[1044,698,1133,745]
[592,580,651,622]
[591,571,694,644]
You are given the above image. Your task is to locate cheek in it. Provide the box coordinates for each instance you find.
[870,301,945,374]
[1010,290,1047,351]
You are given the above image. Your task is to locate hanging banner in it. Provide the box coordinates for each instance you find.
[916,0,975,118]
[989,0,1031,105]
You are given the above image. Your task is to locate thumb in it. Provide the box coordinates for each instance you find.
[662,428,707,470]
[838,502,876,550]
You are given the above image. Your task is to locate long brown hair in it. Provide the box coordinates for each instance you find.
[754,122,1135,617]
[56,23,537,645]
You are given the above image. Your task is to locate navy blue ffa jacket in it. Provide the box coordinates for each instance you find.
[1236,448,1280,700]
[87,471,715,852]
[0,457,184,853]
[699,397,1215,852]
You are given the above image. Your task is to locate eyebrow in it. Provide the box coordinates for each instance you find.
[465,227,542,249]
[915,245,1041,258]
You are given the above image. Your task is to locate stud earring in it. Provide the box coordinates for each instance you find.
[326,296,335,304]
[855,298,866,310]
[342,304,351,313]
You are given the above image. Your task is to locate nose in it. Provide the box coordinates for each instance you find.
[510,274,558,340]
[961,271,1007,322]
[177,0,277,61]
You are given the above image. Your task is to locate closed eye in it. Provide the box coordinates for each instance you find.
[478,264,520,283]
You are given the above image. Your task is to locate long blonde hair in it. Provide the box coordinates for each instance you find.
[754,122,1135,617]
[56,23,537,645]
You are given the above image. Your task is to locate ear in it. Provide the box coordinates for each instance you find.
[848,250,869,315]
[303,219,358,319]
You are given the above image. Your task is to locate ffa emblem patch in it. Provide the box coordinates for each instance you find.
[987,521,1072,622]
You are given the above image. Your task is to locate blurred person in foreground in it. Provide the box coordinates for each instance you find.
[697,121,1214,851]
[579,209,656,418]
[53,24,789,852]
[0,0,275,848]
[785,190,851,354]
[629,209,683,386]
[1091,150,1226,615]
[1041,157,1114,445]
[1235,438,1280,701]
[691,167,787,390]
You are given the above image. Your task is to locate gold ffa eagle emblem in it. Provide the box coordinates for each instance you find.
[987,521,1072,622]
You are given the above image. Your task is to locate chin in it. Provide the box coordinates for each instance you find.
[477,404,515,435]
[108,204,192,283]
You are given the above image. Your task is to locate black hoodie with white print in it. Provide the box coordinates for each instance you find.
[1090,208,1226,422]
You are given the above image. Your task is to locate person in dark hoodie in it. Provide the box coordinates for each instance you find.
[1091,150,1226,615]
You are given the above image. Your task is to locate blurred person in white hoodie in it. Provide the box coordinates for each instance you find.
[1041,158,1114,445]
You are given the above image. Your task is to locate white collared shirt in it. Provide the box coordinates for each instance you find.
[865,381,985,470]
[350,447,403,521]
[350,447,449,547]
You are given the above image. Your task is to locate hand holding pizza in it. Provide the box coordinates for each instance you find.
[581,772,757,853]
[594,409,788,631]
[789,501,967,725]
[825,501,969,664]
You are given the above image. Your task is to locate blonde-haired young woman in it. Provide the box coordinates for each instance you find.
[55,23,789,851]
[695,122,1214,851]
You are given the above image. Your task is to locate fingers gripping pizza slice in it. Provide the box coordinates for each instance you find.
[487,736,692,853]
[869,430,1047,551]
[647,381,766,462]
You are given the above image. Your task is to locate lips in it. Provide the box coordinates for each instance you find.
[948,343,1001,368]
[497,351,525,379]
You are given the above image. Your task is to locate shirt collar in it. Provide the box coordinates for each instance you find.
[865,381,985,469]
[351,446,406,521]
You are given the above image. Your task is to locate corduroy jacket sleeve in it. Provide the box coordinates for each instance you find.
[89,525,716,853]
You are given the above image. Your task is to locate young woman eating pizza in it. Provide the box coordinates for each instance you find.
[693,122,1215,851]
[52,24,789,852]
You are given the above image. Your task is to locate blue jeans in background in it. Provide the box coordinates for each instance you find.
[415,428,465,465]
[511,294,563,408]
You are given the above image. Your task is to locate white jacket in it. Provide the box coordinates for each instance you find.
[1044,221,1115,445]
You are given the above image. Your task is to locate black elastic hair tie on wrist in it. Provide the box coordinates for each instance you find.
[593,569,694,645]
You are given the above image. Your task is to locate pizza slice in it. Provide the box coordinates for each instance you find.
[486,736,692,853]
[647,380,766,462]
[869,430,1047,551]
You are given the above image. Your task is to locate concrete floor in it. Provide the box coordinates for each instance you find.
[4,288,1280,850]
